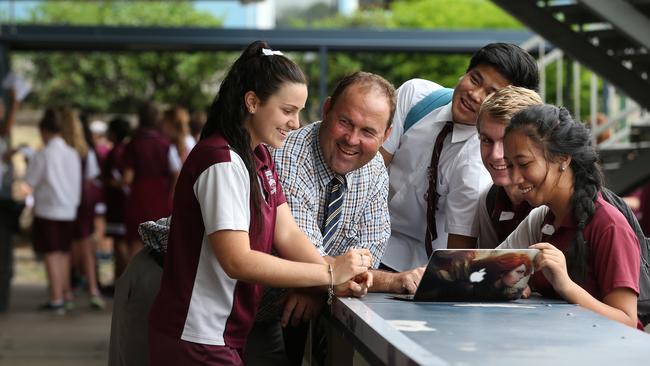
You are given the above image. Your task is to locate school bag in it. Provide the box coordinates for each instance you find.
[600,188,650,326]
[403,87,454,133]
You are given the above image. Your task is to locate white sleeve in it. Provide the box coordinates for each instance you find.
[168,145,182,173]
[24,150,46,189]
[497,206,548,249]
[193,155,250,235]
[85,150,101,180]
[476,185,500,249]
[382,79,442,154]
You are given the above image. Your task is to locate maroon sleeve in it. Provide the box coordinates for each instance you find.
[591,221,640,297]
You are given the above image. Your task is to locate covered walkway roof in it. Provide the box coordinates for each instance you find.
[0,24,533,53]
[0,24,536,104]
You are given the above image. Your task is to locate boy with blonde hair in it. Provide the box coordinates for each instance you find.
[475,86,542,247]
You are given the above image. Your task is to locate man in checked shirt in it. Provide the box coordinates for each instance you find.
[245,71,425,365]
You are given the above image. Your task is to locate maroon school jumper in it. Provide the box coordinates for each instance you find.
[148,133,285,365]
[123,128,173,243]
[489,185,533,243]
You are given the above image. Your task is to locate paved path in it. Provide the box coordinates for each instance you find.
[0,248,112,366]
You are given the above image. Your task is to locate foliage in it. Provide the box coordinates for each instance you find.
[18,1,231,113]
[285,0,524,120]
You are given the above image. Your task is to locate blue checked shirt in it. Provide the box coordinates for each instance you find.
[272,121,391,263]
[254,122,390,322]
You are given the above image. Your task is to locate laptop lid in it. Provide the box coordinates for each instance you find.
[411,249,539,302]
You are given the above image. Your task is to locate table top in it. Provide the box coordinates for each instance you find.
[332,293,650,366]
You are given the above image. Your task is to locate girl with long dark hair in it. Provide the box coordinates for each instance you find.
[147,41,372,364]
[499,104,641,328]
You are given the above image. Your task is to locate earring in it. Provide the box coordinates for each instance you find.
[560,165,566,172]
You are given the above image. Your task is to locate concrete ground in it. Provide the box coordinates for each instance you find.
[0,247,112,366]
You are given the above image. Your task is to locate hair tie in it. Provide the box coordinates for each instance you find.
[261,48,284,56]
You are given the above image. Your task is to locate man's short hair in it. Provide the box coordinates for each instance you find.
[467,43,539,91]
[477,86,542,131]
[328,71,396,129]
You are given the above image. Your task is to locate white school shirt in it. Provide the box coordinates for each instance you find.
[381,79,491,271]
[25,136,81,221]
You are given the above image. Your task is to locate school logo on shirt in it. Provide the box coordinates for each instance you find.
[264,170,277,195]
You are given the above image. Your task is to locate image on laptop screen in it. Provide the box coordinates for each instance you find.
[411,249,540,302]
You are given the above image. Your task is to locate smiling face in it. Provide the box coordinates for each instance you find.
[479,114,510,186]
[319,83,392,175]
[504,129,564,208]
[501,263,527,287]
[244,82,308,149]
[452,64,509,125]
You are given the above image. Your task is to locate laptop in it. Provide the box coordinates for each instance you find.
[392,249,539,302]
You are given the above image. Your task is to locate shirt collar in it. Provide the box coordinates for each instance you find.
[433,103,478,144]
[48,136,66,147]
[253,144,270,173]
[542,207,578,231]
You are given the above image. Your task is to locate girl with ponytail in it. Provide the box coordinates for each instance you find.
[147,41,373,365]
[498,104,641,329]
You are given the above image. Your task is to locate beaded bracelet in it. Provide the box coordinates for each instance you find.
[327,264,334,305]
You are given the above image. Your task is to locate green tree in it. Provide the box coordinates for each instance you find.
[286,0,524,119]
[19,1,232,112]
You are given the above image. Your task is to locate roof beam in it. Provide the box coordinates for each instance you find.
[0,24,534,54]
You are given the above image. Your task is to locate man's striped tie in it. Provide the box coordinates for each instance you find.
[322,175,345,252]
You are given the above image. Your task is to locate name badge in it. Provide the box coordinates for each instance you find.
[541,224,555,235]
[264,170,277,195]
[499,211,515,221]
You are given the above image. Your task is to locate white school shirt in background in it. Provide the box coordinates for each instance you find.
[24,136,81,221]
[381,78,491,272]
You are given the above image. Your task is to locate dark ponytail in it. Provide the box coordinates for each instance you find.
[507,105,603,283]
[201,40,306,223]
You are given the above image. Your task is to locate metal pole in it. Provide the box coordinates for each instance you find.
[538,39,546,102]
[590,73,598,146]
[319,45,328,112]
[556,53,563,106]
[573,61,581,120]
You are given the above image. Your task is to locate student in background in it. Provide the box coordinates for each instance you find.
[102,116,132,281]
[499,105,641,329]
[0,88,19,313]
[162,106,194,163]
[24,108,81,314]
[60,106,105,309]
[189,110,207,142]
[123,102,179,260]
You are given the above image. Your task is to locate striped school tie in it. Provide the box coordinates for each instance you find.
[425,121,453,256]
[322,175,345,252]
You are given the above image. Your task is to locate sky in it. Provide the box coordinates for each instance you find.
[0,0,330,28]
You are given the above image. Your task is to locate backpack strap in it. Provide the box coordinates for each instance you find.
[600,187,650,325]
[403,87,454,133]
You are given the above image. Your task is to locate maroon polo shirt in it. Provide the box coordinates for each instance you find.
[149,133,286,350]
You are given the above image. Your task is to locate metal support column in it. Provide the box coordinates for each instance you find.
[319,45,329,110]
